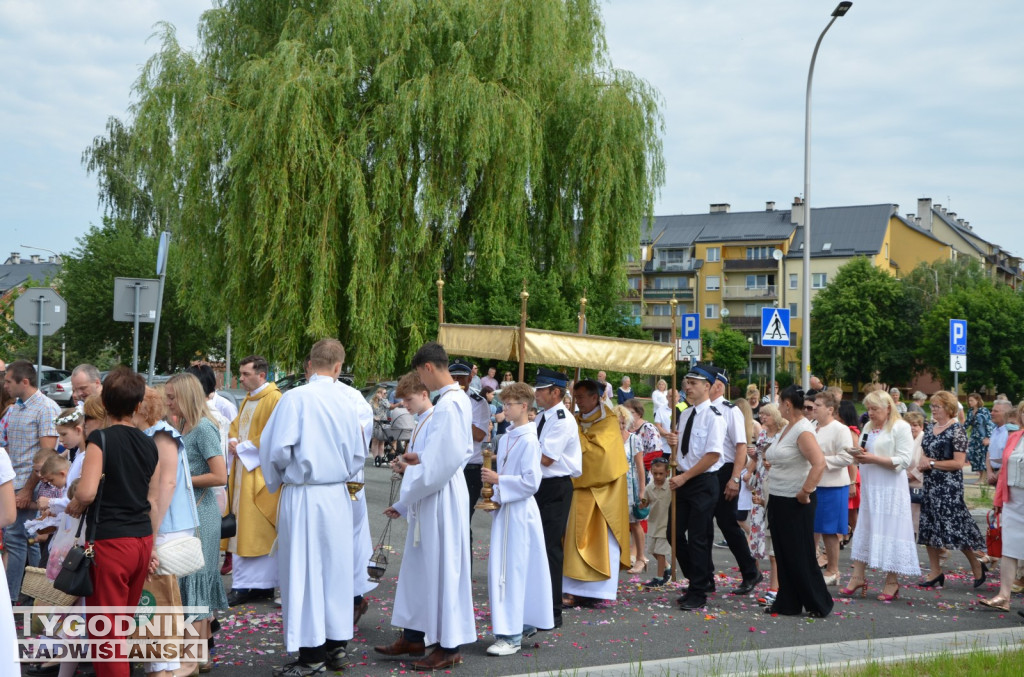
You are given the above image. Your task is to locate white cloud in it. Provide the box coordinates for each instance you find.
[1,0,1021,261]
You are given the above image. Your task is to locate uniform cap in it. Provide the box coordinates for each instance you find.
[448,360,472,376]
[534,367,569,389]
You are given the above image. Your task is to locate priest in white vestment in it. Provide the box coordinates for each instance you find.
[375,344,477,672]
[482,382,554,656]
[260,339,365,676]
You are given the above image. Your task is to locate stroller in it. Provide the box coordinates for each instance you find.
[373,413,413,467]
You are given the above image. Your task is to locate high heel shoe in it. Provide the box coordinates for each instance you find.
[916,573,945,588]
[877,582,900,602]
[979,596,1010,612]
[627,558,649,575]
[822,573,840,586]
[973,562,988,589]
[839,580,867,597]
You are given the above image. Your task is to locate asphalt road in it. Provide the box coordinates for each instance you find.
[200,463,1023,675]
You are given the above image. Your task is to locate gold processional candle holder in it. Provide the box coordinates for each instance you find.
[346,481,364,501]
[476,445,501,512]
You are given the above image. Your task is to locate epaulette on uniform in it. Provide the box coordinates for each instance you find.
[709,405,722,416]
[721,400,736,408]
[470,392,484,401]
[557,409,566,419]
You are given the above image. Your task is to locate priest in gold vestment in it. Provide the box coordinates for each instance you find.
[225,355,283,605]
[562,378,629,604]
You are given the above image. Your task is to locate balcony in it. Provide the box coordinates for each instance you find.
[721,285,777,301]
[725,316,762,330]
[723,259,779,272]
[640,315,681,330]
[645,260,703,273]
[641,288,695,300]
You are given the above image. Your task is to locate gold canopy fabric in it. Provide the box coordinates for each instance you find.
[437,323,673,375]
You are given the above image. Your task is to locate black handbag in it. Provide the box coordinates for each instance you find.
[221,512,237,540]
[54,430,106,598]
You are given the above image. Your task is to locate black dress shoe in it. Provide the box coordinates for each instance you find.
[26,664,60,676]
[552,614,563,628]
[731,571,764,595]
[677,595,707,610]
[227,588,274,606]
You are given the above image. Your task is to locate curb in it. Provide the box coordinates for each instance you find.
[503,625,1024,676]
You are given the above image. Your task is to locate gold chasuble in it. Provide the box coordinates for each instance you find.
[226,382,283,557]
[563,401,630,582]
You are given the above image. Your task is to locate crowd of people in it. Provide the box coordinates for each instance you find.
[1,351,1022,676]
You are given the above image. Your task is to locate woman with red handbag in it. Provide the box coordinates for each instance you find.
[980,401,1024,615]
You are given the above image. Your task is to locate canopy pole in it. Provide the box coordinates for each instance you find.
[518,280,529,382]
[669,296,679,581]
[570,293,588,410]
[436,274,445,326]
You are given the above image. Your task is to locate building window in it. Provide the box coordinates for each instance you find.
[651,304,672,316]
[745,274,769,289]
[631,303,641,317]
[822,242,832,252]
[812,273,827,289]
[885,243,889,259]
[705,276,720,291]
[745,303,768,317]
[626,251,636,263]
[789,302,798,317]
[628,276,640,290]
[751,360,770,375]
[746,246,772,260]
[789,273,798,289]
[706,247,720,262]
[652,330,671,343]
[705,304,718,319]
[653,276,688,290]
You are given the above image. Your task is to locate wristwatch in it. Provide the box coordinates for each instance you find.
[732,477,741,485]
[929,460,936,470]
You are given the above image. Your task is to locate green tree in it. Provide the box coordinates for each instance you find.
[701,325,748,379]
[809,256,913,393]
[58,219,222,372]
[83,0,664,379]
[915,282,1024,399]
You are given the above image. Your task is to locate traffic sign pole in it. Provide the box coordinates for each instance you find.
[35,296,46,388]
[132,282,142,372]
[147,232,170,384]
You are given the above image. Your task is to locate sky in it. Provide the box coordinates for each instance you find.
[2,0,1022,263]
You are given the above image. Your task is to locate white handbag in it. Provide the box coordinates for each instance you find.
[155,451,206,577]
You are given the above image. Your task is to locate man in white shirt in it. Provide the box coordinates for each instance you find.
[708,368,761,595]
[532,368,582,628]
[670,363,726,611]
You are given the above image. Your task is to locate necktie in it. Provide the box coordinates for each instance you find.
[537,412,547,437]
[680,409,696,457]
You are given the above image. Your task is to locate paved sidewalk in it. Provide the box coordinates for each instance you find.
[502,626,1024,676]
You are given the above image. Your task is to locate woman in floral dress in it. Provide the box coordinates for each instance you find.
[964,393,993,482]
[748,404,784,602]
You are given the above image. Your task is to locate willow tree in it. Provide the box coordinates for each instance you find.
[84,0,664,378]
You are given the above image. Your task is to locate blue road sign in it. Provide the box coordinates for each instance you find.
[681,313,700,340]
[761,307,791,347]
[949,319,967,355]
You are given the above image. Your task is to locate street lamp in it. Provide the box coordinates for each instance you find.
[19,244,62,263]
[801,1,852,390]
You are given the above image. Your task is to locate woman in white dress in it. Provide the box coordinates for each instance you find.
[840,390,920,601]
[0,447,18,675]
[981,400,1024,615]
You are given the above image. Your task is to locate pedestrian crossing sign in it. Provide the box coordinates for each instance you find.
[761,308,791,347]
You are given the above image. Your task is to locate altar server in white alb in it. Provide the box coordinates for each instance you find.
[375,343,477,672]
[260,339,365,677]
[481,381,554,656]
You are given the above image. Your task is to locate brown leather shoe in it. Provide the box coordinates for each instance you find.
[353,597,370,625]
[373,636,426,657]
[411,648,463,670]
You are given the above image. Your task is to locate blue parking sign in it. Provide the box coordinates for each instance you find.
[949,319,967,355]
[680,313,700,340]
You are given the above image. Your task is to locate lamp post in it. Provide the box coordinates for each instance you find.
[801,1,852,390]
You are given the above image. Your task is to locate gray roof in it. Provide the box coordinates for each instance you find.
[0,263,61,294]
[785,204,895,259]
